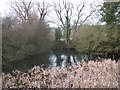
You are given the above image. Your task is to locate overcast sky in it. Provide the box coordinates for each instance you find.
[0,0,104,27]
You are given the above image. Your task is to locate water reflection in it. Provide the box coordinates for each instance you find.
[2,51,104,73]
[2,52,51,73]
[50,51,104,69]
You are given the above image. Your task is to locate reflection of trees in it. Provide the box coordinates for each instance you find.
[2,52,51,73]
[54,50,104,69]
[76,54,82,62]
[55,52,64,67]
[3,50,104,74]
[66,54,78,67]
[66,55,71,67]
[72,55,77,64]
[76,54,100,62]
[55,51,78,68]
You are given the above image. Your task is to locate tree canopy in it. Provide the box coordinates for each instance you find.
[100,2,120,25]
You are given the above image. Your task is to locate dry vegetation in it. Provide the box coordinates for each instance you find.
[2,59,119,88]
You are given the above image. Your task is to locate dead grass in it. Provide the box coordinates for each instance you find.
[2,59,119,88]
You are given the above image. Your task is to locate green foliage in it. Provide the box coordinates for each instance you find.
[23,20,53,55]
[55,27,62,43]
[54,27,67,49]
[100,2,120,25]
[75,2,120,55]
[2,19,53,64]
[75,25,119,55]
[75,25,96,53]
[2,30,26,64]
[99,2,120,55]
[55,41,66,49]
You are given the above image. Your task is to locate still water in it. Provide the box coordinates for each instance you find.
[2,50,104,73]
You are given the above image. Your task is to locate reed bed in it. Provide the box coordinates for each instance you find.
[2,59,119,88]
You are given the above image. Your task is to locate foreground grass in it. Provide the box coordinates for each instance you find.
[2,59,119,88]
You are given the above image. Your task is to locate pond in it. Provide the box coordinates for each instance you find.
[2,50,105,73]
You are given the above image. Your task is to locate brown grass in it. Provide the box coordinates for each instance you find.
[2,59,119,88]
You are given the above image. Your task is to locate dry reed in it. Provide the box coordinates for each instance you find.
[2,59,119,88]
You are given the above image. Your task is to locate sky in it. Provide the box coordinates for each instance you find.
[0,0,11,16]
[0,0,104,27]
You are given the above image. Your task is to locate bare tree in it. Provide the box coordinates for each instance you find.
[54,1,73,44]
[53,0,96,44]
[10,0,36,23]
[36,1,50,20]
[10,0,51,31]
[10,0,51,23]
[72,2,96,40]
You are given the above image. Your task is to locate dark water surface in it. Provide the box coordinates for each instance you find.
[2,50,105,73]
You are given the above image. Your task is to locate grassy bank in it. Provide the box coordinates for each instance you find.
[2,59,119,88]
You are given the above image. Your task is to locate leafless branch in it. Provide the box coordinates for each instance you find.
[10,0,35,22]
[36,1,50,20]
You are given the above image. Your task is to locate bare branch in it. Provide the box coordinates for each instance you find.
[10,1,35,22]
[54,2,65,28]
[75,2,85,26]
[36,1,50,20]
[72,2,96,40]
[79,9,96,27]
